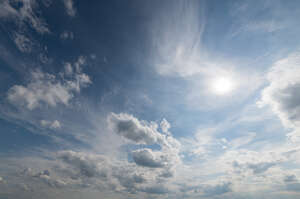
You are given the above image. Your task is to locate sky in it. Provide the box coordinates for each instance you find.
[1,0,300,198]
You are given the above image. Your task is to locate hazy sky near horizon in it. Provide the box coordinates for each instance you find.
[1,0,300,198]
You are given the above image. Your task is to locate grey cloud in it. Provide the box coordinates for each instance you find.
[58,151,104,178]
[233,160,278,175]
[21,168,67,189]
[259,52,300,141]
[108,113,163,145]
[139,184,169,195]
[284,175,298,183]
[181,182,232,197]
[132,148,166,168]
[202,182,232,196]
[113,172,146,193]
[286,183,300,192]
[247,162,277,174]
[284,174,300,192]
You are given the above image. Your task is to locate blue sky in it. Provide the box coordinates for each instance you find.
[1,0,300,198]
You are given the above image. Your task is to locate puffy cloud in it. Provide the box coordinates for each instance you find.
[108,113,181,170]
[63,0,76,17]
[258,52,300,141]
[58,150,107,178]
[107,113,164,145]
[7,56,91,110]
[132,148,167,168]
[160,118,171,135]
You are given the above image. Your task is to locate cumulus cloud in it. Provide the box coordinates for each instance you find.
[107,113,164,145]
[258,52,300,141]
[63,0,76,17]
[108,113,181,169]
[132,148,167,168]
[7,56,91,110]
[160,118,171,135]
[58,150,107,178]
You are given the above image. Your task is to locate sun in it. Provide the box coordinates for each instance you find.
[212,77,234,95]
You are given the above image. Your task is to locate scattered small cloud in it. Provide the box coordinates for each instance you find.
[63,0,76,17]
[60,31,74,40]
[40,120,61,129]
[7,56,91,110]
[13,33,34,53]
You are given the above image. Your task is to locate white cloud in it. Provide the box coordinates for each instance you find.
[40,120,61,129]
[160,118,171,135]
[7,56,91,110]
[63,0,76,17]
[108,113,181,169]
[258,52,300,141]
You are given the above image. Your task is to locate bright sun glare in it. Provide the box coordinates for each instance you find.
[212,77,234,95]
